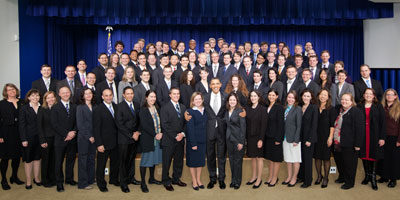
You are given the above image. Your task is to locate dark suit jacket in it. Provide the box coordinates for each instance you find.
[116,100,140,145]
[31,78,58,102]
[37,107,57,144]
[300,104,318,143]
[276,66,288,84]
[331,106,365,148]
[204,92,227,140]
[133,82,155,106]
[151,67,164,88]
[93,102,118,150]
[172,67,188,85]
[56,78,83,104]
[51,102,77,147]
[160,101,186,147]
[224,108,246,146]
[309,67,321,83]
[218,64,238,91]
[317,63,335,77]
[195,81,210,95]
[19,104,39,142]
[250,82,268,100]
[74,72,87,86]
[238,66,255,88]
[96,80,119,104]
[138,107,160,152]
[284,106,302,143]
[268,81,284,102]
[92,65,106,84]
[353,79,384,103]
[156,79,178,107]
[76,104,95,141]
[283,78,306,102]
[179,84,194,109]
[266,104,285,142]
[115,65,126,83]
[304,80,321,97]
[133,65,148,83]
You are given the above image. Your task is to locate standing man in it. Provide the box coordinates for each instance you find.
[75,60,87,86]
[51,87,77,192]
[31,64,58,103]
[160,88,187,191]
[56,65,83,104]
[116,53,131,83]
[308,55,321,83]
[188,39,197,53]
[353,64,384,102]
[156,66,178,106]
[96,67,118,104]
[318,50,335,76]
[92,53,109,84]
[217,53,238,91]
[93,89,119,192]
[133,70,155,105]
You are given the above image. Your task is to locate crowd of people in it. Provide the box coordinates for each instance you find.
[0,38,399,194]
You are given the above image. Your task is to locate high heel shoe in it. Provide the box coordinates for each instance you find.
[25,185,32,190]
[321,179,329,188]
[252,180,262,189]
[268,178,279,187]
[33,179,42,186]
[314,176,323,185]
[10,177,25,185]
[246,179,257,185]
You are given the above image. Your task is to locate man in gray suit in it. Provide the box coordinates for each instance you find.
[56,65,83,104]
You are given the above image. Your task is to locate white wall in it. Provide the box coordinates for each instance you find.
[364,3,400,69]
[0,0,20,89]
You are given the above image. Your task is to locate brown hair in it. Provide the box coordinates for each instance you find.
[226,92,242,110]
[42,91,57,109]
[180,70,195,87]
[224,74,249,97]
[381,88,400,122]
[317,89,332,110]
[24,89,40,103]
[189,92,204,108]
[299,88,317,105]
[360,88,379,105]
[285,90,299,108]
[2,83,20,99]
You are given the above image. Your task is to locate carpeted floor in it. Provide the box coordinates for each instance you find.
[1,158,399,200]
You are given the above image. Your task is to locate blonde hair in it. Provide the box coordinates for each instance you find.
[42,91,57,109]
[122,66,137,83]
[189,92,204,108]
[2,83,20,99]
[381,88,400,122]
[341,92,356,107]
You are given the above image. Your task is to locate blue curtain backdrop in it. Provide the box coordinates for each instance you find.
[19,0,398,96]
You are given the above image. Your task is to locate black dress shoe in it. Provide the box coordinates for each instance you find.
[207,181,216,189]
[25,185,32,190]
[264,181,270,185]
[341,184,353,190]
[43,183,54,188]
[198,185,205,189]
[335,178,345,184]
[229,183,234,188]
[193,185,199,191]
[164,184,174,191]
[172,180,187,187]
[296,178,303,183]
[65,180,77,186]
[148,179,162,185]
[99,187,108,192]
[33,179,42,186]
[233,184,240,190]
[141,184,149,193]
[219,181,226,189]
[300,183,310,188]
[314,176,323,185]
[121,185,130,193]
[57,184,64,192]
[10,177,24,185]
[321,179,329,188]
[246,179,257,185]
[377,177,389,183]
[253,181,262,189]
[1,181,11,190]
[388,180,397,188]
[131,179,141,185]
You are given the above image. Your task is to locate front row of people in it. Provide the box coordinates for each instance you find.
[1,78,399,193]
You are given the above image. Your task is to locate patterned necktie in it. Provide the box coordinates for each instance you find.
[69,80,74,95]
[175,103,181,118]
[65,103,70,117]
[81,74,86,86]
[129,103,135,115]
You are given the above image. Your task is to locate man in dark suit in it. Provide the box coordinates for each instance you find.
[157,66,178,106]
[168,40,178,56]
[96,67,118,104]
[308,55,321,83]
[51,86,78,192]
[128,50,138,68]
[133,70,155,105]
[134,52,149,83]
[238,56,255,87]
[75,60,87,87]
[115,53,130,83]
[276,54,288,84]
[294,54,304,79]
[56,65,83,104]
[152,54,169,87]
[75,72,97,104]
[317,50,335,76]
[254,54,269,83]
[116,87,141,193]
[31,64,58,103]
[169,54,180,72]
[192,53,210,83]
[92,53,109,84]
[218,53,238,91]
[301,69,321,97]
[160,88,187,191]
[204,78,227,189]
[266,52,278,69]
[250,70,268,99]
[354,64,384,102]
[93,89,119,192]
[210,52,221,79]
[283,65,306,101]
[172,55,189,85]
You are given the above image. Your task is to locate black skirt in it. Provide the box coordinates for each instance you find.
[0,125,22,159]
[263,138,283,162]
[22,135,41,162]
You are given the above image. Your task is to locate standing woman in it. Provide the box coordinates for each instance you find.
[314,89,334,188]
[118,66,138,103]
[328,93,364,190]
[37,91,57,188]
[263,89,285,187]
[188,51,198,70]
[225,74,249,107]
[318,69,333,90]
[110,53,120,68]
[0,83,24,190]
[19,89,42,189]
[298,88,318,188]
[186,92,207,190]
[245,90,267,189]
[195,68,210,95]
[379,89,400,188]
[76,88,96,189]
[180,70,195,109]
[358,88,385,190]
[267,68,284,102]
[282,91,302,187]
[225,93,246,190]
[138,90,163,193]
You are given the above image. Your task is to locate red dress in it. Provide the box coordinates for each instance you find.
[361,107,376,161]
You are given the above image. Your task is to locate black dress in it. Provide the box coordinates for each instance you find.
[179,84,194,109]
[245,104,267,158]
[263,104,285,162]
[19,104,41,162]
[0,99,23,159]
[314,107,334,160]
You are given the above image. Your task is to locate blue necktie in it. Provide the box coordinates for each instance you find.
[129,103,135,115]
[65,103,70,117]
[366,79,371,88]
[109,105,114,118]
[223,67,227,75]
[175,104,181,118]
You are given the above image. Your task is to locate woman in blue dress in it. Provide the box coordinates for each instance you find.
[186,92,207,190]
[138,90,163,193]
